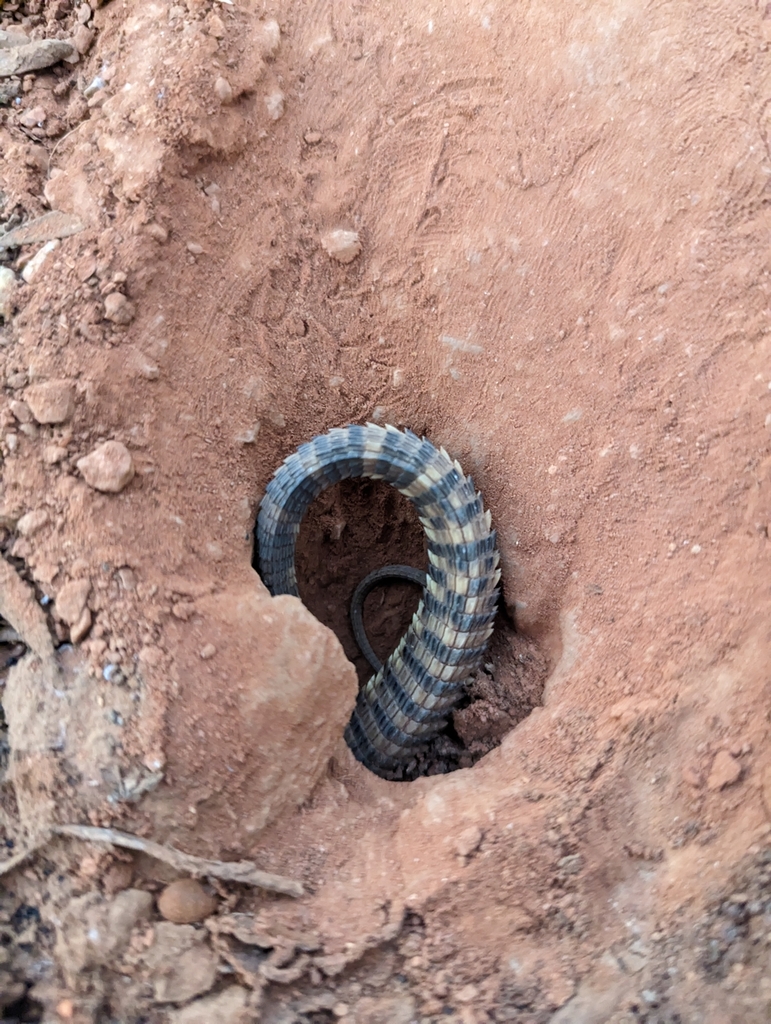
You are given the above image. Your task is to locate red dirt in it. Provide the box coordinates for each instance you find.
[1,0,771,1021]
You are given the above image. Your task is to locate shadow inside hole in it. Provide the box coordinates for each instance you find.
[259,475,549,779]
[294,478,427,685]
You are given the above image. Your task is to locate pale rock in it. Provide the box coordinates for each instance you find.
[21,239,59,284]
[454,825,483,859]
[707,750,742,791]
[18,105,46,128]
[0,267,17,320]
[55,578,91,626]
[77,440,135,493]
[104,291,136,325]
[43,444,68,465]
[25,380,75,424]
[320,228,361,264]
[265,89,285,120]
[205,11,225,37]
[70,607,92,643]
[256,18,280,57]
[214,76,233,104]
[44,166,100,227]
[168,987,252,1024]
[9,400,33,424]
[72,24,94,54]
[16,509,49,538]
[145,922,218,1003]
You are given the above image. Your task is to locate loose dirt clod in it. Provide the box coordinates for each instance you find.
[320,228,361,263]
[77,440,134,492]
[24,379,75,424]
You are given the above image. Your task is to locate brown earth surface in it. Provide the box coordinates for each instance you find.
[1,0,771,1021]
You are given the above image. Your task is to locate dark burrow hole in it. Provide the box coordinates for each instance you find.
[291,478,548,780]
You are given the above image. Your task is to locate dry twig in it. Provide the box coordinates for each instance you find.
[52,824,304,897]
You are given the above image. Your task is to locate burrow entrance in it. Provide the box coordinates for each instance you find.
[277,475,549,780]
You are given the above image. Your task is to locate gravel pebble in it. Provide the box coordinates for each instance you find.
[25,380,75,424]
[214,76,233,104]
[256,18,280,57]
[104,292,136,325]
[77,440,135,493]
[21,239,59,284]
[6,372,27,389]
[708,750,742,791]
[43,444,68,464]
[73,24,94,54]
[320,228,361,264]
[454,825,483,859]
[0,266,17,320]
[265,89,285,120]
[9,400,33,424]
[16,508,49,537]
[157,879,217,924]
[55,578,91,626]
[199,643,216,660]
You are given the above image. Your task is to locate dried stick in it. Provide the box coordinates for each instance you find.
[52,824,303,897]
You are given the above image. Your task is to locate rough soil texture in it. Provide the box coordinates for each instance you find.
[1,0,771,1021]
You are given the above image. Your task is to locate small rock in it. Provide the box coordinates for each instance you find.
[304,130,322,144]
[559,854,585,875]
[142,221,169,243]
[6,371,27,389]
[55,578,91,626]
[21,239,60,284]
[0,267,17,320]
[5,433,18,452]
[146,922,219,1003]
[157,879,217,925]
[18,104,47,128]
[43,444,68,464]
[56,999,74,1020]
[708,750,742,791]
[235,423,260,444]
[19,421,38,439]
[256,18,280,57]
[117,567,137,590]
[77,440,135,493]
[9,400,33,424]
[72,24,94,54]
[205,11,225,37]
[103,292,136,325]
[454,825,483,859]
[265,89,285,120]
[457,984,479,1003]
[25,380,75,424]
[70,607,92,643]
[320,228,361,264]
[214,76,233,104]
[16,509,49,537]
[77,3,92,24]
[167,986,251,1024]
[186,242,203,255]
[199,643,216,660]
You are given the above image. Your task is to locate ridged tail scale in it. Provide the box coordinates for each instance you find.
[257,424,500,779]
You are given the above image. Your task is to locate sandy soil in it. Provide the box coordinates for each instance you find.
[1,0,771,1021]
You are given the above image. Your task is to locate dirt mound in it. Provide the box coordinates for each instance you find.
[0,0,770,1021]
